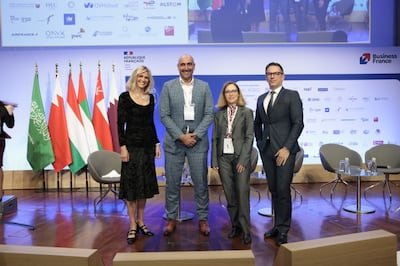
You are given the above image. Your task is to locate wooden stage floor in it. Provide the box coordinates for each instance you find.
[1,182,400,266]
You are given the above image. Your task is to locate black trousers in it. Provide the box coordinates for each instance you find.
[260,150,295,234]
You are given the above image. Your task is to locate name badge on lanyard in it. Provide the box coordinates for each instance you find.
[223,106,237,154]
[223,138,234,154]
[184,104,195,121]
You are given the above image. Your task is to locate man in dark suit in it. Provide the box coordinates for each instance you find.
[0,101,15,201]
[254,62,304,245]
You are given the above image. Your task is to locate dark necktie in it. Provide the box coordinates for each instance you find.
[267,91,275,114]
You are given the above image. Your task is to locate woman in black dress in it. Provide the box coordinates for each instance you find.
[117,66,161,244]
[0,101,15,201]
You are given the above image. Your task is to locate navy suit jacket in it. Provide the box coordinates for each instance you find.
[254,88,303,155]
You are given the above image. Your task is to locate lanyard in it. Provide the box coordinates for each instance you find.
[226,105,237,137]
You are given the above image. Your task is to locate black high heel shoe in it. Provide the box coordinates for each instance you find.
[127,229,137,245]
[137,223,154,236]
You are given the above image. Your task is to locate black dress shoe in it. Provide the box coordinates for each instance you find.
[137,223,154,236]
[228,227,242,238]
[242,234,252,245]
[264,228,279,238]
[127,229,137,245]
[276,233,288,246]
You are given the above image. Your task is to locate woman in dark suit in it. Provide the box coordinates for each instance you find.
[0,101,15,201]
[212,81,254,244]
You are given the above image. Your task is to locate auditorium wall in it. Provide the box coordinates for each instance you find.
[1,45,399,189]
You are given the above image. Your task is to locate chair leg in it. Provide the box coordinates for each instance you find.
[218,189,225,208]
[110,184,119,196]
[320,179,338,194]
[320,174,348,198]
[94,189,111,206]
[390,180,400,188]
[364,174,393,202]
[94,187,112,213]
[250,187,261,209]
[364,181,383,198]
[383,175,392,203]
[330,181,339,199]
[291,184,302,202]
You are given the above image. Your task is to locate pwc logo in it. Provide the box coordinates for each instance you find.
[359,53,371,64]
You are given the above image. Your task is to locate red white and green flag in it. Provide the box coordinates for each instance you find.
[78,67,98,153]
[48,72,72,172]
[65,70,90,174]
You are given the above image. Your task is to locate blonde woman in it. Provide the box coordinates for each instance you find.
[118,66,161,244]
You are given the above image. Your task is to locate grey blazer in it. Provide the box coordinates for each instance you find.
[211,106,254,168]
[159,78,214,154]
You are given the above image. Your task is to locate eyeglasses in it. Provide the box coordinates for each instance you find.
[224,90,238,94]
[266,72,283,77]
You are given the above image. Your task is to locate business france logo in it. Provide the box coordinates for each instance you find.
[360,52,397,64]
[359,53,370,64]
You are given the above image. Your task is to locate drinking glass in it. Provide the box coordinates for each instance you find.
[338,160,346,172]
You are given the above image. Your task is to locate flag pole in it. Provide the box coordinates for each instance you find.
[81,62,89,195]
[99,60,102,197]
[69,62,73,193]
[54,63,58,193]
[95,61,102,198]
[36,63,47,193]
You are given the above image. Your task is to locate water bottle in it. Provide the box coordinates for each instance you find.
[371,157,377,175]
[344,157,350,174]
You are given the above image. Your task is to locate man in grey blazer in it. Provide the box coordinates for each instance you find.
[254,62,304,246]
[159,54,214,236]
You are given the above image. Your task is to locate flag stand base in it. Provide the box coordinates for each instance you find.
[0,195,36,230]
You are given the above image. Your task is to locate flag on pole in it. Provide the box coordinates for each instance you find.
[65,69,90,174]
[48,70,72,172]
[107,64,120,153]
[78,66,98,153]
[92,65,113,151]
[27,69,55,171]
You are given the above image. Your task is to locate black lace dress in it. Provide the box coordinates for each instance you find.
[117,91,159,201]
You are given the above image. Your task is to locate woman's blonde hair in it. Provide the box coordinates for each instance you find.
[216,81,246,109]
[126,65,154,94]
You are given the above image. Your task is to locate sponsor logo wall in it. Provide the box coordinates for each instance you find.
[0,46,399,169]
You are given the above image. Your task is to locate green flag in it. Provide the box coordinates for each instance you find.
[27,72,55,171]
